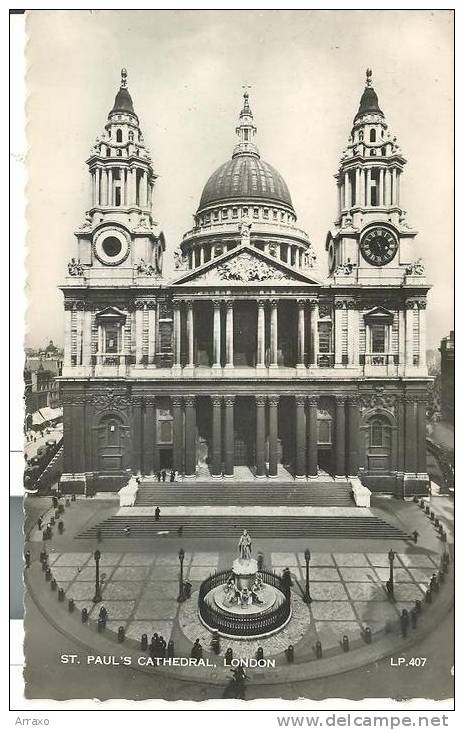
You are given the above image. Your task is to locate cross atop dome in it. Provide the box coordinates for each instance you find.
[109,67,137,119]
[233,87,259,158]
[354,67,384,122]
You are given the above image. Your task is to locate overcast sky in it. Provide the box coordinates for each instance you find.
[25,9,453,349]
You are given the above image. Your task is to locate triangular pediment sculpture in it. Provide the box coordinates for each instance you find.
[95,306,127,321]
[171,244,321,287]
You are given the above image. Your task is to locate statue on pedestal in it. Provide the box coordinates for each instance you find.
[238,529,252,562]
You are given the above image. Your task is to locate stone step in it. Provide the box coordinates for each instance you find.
[77,515,409,541]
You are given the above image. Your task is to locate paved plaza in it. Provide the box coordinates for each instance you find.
[45,546,441,660]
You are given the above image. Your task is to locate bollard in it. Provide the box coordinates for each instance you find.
[42,559,48,572]
[420,499,425,509]
[210,631,220,655]
[81,608,88,623]
[285,645,294,663]
[415,599,422,614]
[256,647,264,662]
[412,530,419,544]
[430,511,435,521]
[97,529,102,543]
[385,620,392,634]
[50,516,55,526]
[410,607,418,629]
[118,626,125,643]
[141,634,148,651]
[342,635,350,652]
[434,518,440,528]
[97,617,105,633]
[58,588,65,602]
[315,640,323,658]
[364,627,372,644]
[425,505,430,515]
[257,552,264,571]
[71,493,76,502]
[441,532,447,543]
[425,588,432,604]
[224,648,233,665]
[167,640,175,658]
[50,578,57,591]
[65,498,70,507]
[24,551,31,568]
[68,598,75,613]
[45,568,52,581]
[58,521,64,534]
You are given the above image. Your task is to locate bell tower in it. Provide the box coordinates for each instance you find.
[326,69,423,285]
[73,68,164,276]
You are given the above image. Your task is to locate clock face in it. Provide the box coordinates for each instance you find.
[360,227,398,266]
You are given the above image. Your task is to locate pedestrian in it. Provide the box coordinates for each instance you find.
[37,517,42,531]
[155,506,161,522]
[136,477,141,485]
[161,469,167,483]
[156,471,161,483]
[400,609,409,638]
[170,469,176,483]
[281,567,293,593]
[177,525,184,537]
[124,525,131,536]
[191,638,203,659]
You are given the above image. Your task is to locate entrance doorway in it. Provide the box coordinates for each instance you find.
[234,397,255,466]
[318,447,335,477]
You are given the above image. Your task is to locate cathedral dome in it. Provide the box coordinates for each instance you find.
[198,154,294,212]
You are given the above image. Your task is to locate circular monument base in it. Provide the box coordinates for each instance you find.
[212,583,277,615]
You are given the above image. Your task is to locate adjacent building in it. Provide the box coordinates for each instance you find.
[439,330,454,422]
[60,69,431,496]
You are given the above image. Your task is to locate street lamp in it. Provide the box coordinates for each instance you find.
[386,548,395,600]
[93,549,102,603]
[303,548,312,604]
[177,547,186,603]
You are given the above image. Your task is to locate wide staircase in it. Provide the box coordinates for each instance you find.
[134,481,354,507]
[77,514,410,541]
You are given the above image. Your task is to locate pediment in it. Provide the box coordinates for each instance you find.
[171,244,321,287]
[95,306,127,321]
[363,306,394,323]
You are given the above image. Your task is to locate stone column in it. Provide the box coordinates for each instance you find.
[211,396,223,477]
[397,170,401,206]
[295,395,306,479]
[186,300,194,368]
[135,304,144,364]
[270,300,278,368]
[384,168,391,206]
[296,300,306,368]
[307,396,318,477]
[355,168,361,206]
[120,167,125,207]
[212,300,222,369]
[392,169,397,206]
[347,397,360,476]
[255,396,266,477]
[268,396,279,477]
[143,397,155,475]
[348,305,359,366]
[418,302,427,367]
[416,398,427,474]
[95,168,101,206]
[397,396,405,476]
[257,300,266,368]
[366,168,372,206]
[334,302,344,366]
[335,396,346,478]
[405,397,417,473]
[224,396,235,477]
[379,168,384,206]
[173,301,181,368]
[74,308,82,365]
[184,396,196,477]
[63,306,72,366]
[132,397,143,475]
[225,301,234,368]
[97,323,103,356]
[148,304,156,365]
[82,307,92,366]
[108,168,113,207]
[309,300,318,366]
[344,171,350,209]
[405,301,415,368]
[172,397,184,474]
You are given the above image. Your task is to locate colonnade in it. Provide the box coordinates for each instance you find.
[172,298,319,369]
[339,166,401,210]
[168,394,361,479]
[90,165,151,208]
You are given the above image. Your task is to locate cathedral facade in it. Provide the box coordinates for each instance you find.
[60,69,430,496]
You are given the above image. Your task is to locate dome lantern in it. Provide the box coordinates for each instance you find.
[232,87,259,159]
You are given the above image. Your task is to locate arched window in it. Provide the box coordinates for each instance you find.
[116,129,123,143]
[370,129,376,143]
[128,131,134,142]
[366,414,392,472]
[359,130,364,142]
[370,149,376,156]
[106,148,111,157]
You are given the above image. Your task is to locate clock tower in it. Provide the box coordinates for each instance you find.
[326,69,422,285]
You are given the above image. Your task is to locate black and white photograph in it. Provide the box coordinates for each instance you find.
[18,8,454,711]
